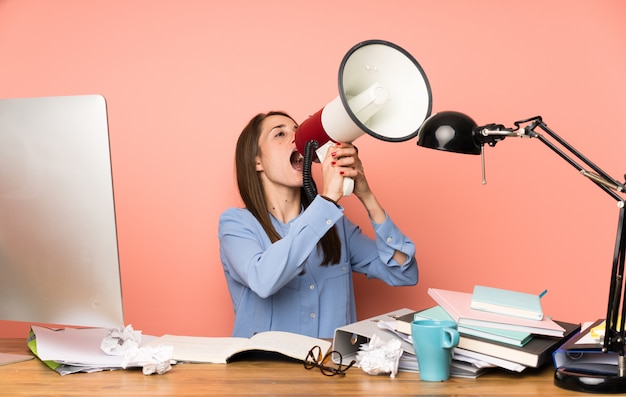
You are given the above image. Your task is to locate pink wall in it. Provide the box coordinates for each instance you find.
[1,0,625,337]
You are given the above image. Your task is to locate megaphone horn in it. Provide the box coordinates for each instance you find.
[296,39,432,196]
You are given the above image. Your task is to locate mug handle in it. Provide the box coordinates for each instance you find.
[441,328,460,349]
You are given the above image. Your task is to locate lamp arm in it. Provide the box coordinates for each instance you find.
[519,118,626,360]
[526,118,625,199]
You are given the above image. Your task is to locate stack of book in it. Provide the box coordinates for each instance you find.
[393,287,581,372]
[333,308,493,378]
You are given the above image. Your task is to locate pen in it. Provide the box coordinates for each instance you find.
[539,289,548,298]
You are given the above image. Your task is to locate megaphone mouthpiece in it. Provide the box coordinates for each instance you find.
[345,82,390,125]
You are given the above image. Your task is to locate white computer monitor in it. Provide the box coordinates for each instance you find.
[0,94,124,330]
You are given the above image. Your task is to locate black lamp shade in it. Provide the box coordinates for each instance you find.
[417,111,481,155]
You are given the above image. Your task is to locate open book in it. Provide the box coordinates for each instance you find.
[149,331,331,363]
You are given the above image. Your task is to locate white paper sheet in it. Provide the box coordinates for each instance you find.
[32,326,157,367]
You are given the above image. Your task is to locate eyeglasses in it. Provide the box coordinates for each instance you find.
[304,345,356,376]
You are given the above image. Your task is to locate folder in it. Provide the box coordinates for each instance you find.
[332,308,415,363]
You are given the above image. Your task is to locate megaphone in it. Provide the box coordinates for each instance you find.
[296,39,432,196]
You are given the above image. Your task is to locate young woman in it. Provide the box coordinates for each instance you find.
[218,111,418,338]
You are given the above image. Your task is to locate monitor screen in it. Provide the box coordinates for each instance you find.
[0,94,124,329]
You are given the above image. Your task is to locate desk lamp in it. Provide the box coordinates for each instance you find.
[416,111,626,393]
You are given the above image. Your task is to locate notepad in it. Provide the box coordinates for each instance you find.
[471,285,544,321]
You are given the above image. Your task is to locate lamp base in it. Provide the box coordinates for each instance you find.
[555,367,626,394]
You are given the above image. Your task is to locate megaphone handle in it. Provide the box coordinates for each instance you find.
[315,141,354,197]
[315,141,333,164]
[342,177,354,196]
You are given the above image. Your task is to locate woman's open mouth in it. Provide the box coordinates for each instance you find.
[290,150,303,171]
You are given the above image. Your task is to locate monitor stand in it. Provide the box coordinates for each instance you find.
[0,352,34,366]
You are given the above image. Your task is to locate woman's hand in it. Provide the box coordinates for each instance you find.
[321,142,404,263]
[321,142,373,203]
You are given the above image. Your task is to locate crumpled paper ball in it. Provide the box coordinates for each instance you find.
[101,324,142,357]
[129,345,174,375]
[101,324,173,375]
[356,334,403,378]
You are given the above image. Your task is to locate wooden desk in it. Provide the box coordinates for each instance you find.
[0,338,584,396]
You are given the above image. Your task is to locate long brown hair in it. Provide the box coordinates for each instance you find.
[235,111,341,265]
